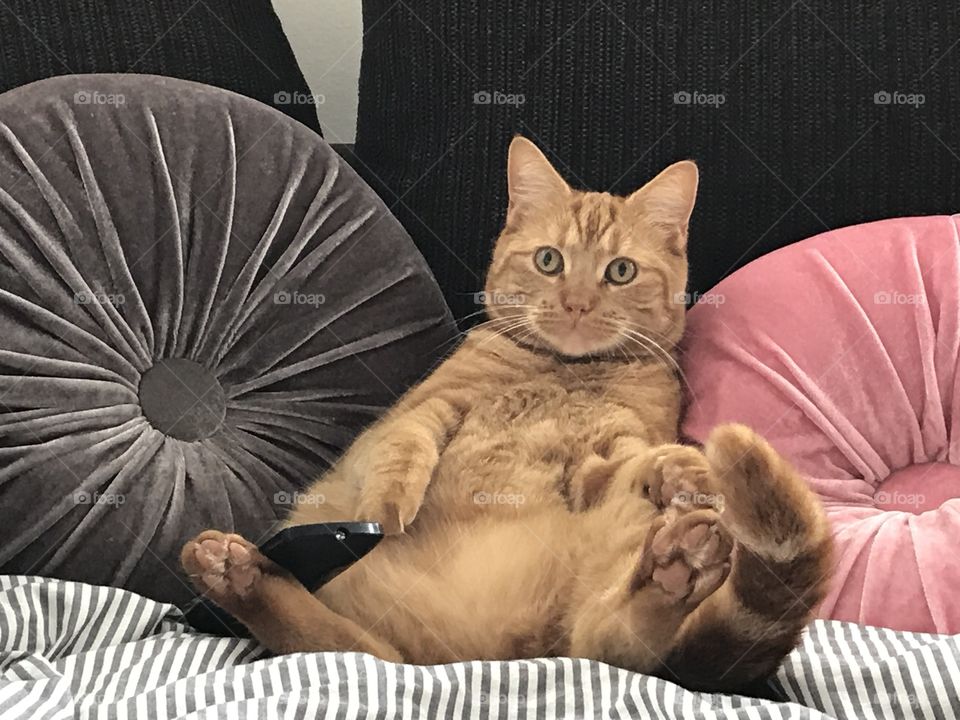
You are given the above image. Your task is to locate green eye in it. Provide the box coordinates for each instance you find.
[605,257,637,285]
[534,246,564,275]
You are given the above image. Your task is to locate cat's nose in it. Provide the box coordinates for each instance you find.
[561,293,596,318]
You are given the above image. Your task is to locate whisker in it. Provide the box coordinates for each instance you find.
[476,316,539,348]
[614,317,681,345]
[616,326,698,404]
[453,303,541,325]
[425,312,533,355]
[617,328,679,372]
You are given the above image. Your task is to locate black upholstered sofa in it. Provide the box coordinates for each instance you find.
[0,5,958,719]
[349,1,960,323]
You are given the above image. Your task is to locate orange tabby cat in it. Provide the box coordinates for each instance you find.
[182,137,832,692]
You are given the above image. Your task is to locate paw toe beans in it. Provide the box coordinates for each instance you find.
[652,560,694,596]
[181,530,263,602]
[638,510,733,605]
[642,446,715,510]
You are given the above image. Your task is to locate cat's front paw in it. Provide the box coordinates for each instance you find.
[356,479,425,535]
[639,445,721,512]
[181,530,266,610]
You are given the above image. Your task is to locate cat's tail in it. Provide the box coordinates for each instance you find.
[659,423,834,693]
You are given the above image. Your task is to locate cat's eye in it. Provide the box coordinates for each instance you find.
[534,246,564,276]
[604,257,637,285]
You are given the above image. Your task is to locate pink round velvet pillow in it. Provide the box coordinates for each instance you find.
[680,215,960,635]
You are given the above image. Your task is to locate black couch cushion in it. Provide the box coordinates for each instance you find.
[353,1,960,323]
[0,0,322,135]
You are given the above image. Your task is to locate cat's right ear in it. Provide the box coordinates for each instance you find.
[506,136,570,216]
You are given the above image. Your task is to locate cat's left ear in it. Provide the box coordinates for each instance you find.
[625,160,699,232]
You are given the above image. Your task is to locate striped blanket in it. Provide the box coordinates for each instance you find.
[0,575,957,719]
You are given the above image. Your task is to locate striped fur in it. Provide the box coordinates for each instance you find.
[181,137,832,693]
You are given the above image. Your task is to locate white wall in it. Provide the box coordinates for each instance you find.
[274,0,362,143]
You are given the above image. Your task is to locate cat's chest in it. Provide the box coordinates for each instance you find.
[463,379,610,429]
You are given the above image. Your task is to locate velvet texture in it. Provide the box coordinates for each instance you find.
[0,75,455,606]
[680,216,960,634]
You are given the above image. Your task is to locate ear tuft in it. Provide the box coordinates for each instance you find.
[626,160,699,230]
[507,136,571,213]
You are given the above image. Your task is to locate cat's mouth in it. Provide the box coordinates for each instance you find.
[533,316,619,358]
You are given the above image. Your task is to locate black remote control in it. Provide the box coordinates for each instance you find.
[182,522,383,637]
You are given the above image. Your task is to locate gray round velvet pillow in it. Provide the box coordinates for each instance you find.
[0,75,456,606]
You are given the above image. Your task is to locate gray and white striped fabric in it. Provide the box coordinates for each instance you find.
[0,575,957,719]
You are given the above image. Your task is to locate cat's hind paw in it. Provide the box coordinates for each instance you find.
[181,530,266,608]
[640,445,721,512]
[633,509,733,607]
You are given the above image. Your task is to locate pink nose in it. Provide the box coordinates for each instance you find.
[561,295,596,317]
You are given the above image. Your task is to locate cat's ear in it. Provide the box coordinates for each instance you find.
[507,136,571,214]
[625,160,699,231]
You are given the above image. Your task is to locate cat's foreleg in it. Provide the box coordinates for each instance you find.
[352,396,463,534]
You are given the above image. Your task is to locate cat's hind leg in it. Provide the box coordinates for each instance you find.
[569,508,732,673]
[181,530,403,662]
[659,424,833,692]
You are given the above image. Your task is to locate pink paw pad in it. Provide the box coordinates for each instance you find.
[182,532,263,601]
[638,510,733,605]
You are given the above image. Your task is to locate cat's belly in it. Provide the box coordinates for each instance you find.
[422,383,642,518]
[320,509,580,662]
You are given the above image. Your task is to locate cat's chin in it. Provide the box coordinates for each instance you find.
[536,328,620,359]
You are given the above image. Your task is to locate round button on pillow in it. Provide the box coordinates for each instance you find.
[680,215,960,634]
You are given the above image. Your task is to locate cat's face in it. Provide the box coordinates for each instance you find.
[483,137,699,359]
